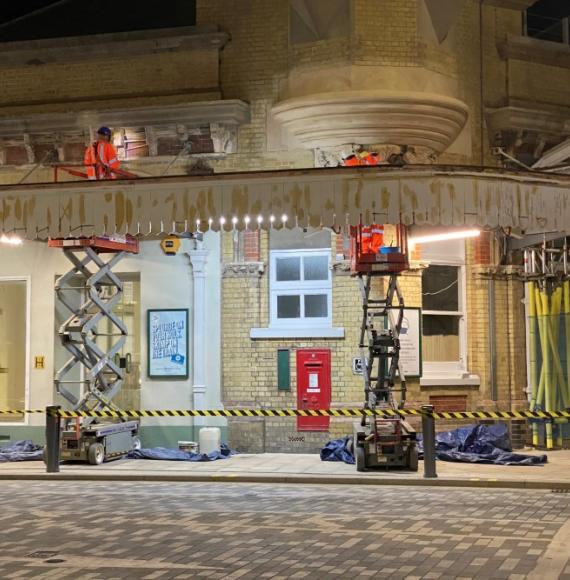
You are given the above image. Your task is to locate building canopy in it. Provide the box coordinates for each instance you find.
[1,166,569,239]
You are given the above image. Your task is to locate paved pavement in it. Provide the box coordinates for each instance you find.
[0,481,569,579]
[1,451,570,490]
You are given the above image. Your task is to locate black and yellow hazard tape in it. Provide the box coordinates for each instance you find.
[0,409,45,415]
[431,410,570,420]
[2,408,570,420]
[52,408,423,419]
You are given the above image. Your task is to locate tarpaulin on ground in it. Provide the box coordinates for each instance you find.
[416,423,548,466]
[0,440,43,462]
[320,437,355,465]
[321,423,548,466]
[127,444,234,462]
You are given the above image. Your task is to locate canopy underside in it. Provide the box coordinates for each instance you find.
[0,166,568,239]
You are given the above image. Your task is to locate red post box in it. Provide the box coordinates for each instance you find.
[296,349,331,431]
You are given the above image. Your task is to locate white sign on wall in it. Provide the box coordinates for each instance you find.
[397,308,422,378]
[352,309,422,378]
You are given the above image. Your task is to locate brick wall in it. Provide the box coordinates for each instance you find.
[220,228,529,453]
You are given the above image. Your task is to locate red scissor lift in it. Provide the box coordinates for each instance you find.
[349,220,418,471]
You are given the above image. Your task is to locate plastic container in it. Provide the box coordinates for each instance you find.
[199,427,221,455]
[178,441,198,453]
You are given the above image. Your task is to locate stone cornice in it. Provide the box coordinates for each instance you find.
[482,0,535,10]
[486,105,570,138]
[222,262,266,278]
[0,25,229,69]
[0,100,251,140]
[498,34,570,69]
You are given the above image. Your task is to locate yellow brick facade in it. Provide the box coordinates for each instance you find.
[221,229,529,452]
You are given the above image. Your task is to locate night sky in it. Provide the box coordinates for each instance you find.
[0,0,197,42]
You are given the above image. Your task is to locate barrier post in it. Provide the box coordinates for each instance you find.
[45,405,61,473]
[421,405,437,478]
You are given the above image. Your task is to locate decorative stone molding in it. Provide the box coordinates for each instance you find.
[0,101,250,140]
[486,105,570,139]
[314,144,437,167]
[0,25,229,69]
[481,0,535,10]
[272,90,469,154]
[331,260,351,275]
[0,100,250,163]
[498,34,570,70]
[222,262,266,278]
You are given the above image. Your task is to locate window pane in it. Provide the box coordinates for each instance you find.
[276,257,301,281]
[422,315,460,362]
[277,295,301,318]
[0,281,26,422]
[305,294,328,318]
[304,255,329,281]
[526,9,566,43]
[109,278,141,411]
[422,265,459,311]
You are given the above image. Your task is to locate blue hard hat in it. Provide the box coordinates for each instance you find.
[97,126,112,138]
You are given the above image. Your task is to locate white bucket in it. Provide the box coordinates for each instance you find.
[199,427,221,455]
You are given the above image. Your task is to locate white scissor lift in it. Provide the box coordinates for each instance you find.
[49,235,140,465]
[349,222,418,472]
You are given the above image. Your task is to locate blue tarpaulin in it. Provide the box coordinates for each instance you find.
[320,437,355,464]
[416,423,548,466]
[321,423,548,466]
[0,440,43,462]
[128,444,234,462]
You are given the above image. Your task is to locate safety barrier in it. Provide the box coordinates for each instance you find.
[2,408,570,420]
[4,405,563,478]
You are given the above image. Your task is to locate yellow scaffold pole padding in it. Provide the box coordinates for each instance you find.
[539,289,554,449]
[564,281,570,410]
[551,287,564,448]
[528,282,539,446]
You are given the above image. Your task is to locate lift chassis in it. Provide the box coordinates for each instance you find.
[50,235,140,465]
[350,223,418,472]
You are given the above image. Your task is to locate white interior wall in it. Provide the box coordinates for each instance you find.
[0,233,222,430]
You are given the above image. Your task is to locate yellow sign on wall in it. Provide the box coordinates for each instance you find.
[160,236,181,255]
[34,356,45,369]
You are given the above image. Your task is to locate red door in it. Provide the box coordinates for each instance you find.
[296,349,331,431]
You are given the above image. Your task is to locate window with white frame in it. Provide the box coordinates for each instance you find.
[270,249,332,328]
[420,239,467,376]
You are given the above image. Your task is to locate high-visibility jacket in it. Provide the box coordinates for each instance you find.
[84,141,120,180]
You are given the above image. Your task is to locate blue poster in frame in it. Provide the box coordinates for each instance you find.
[147,309,189,379]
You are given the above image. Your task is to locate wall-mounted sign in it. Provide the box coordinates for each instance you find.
[147,309,189,379]
[396,308,422,378]
[160,235,181,256]
[34,356,45,370]
[353,309,422,378]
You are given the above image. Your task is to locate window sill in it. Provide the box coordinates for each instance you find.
[420,374,480,387]
[250,327,345,339]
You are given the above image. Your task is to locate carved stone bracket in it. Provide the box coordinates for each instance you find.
[331,260,351,275]
[223,262,266,278]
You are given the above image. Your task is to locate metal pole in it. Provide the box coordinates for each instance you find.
[421,405,437,478]
[45,405,61,473]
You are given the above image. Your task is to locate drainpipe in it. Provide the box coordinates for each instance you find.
[186,241,209,435]
[488,276,497,402]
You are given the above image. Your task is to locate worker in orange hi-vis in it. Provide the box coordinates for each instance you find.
[84,126,120,179]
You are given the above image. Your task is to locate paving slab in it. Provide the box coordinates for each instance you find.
[1,449,570,489]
